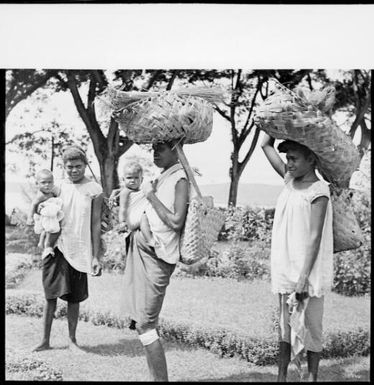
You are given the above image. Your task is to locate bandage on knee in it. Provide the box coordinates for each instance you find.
[138,328,159,346]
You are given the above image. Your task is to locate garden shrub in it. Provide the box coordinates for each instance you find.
[6,254,37,289]
[6,292,370,364]
[101,228,127,272]
[333,189,371,296]
[218,205,274,245]
[6,349,63,381]
[5,210,40,255]
[204,241,270,280]
[333,244,371,296]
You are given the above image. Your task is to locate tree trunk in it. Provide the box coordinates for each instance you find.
[228,150,240,207]
[228,175,240,207]
[98,153,119,196]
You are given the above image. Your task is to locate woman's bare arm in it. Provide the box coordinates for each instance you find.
[143,178,189,232]
[261,132,287,178]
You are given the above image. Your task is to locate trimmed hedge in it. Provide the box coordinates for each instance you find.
[6,349,63,381]
[6,253,40,289]
[6,291,370,365]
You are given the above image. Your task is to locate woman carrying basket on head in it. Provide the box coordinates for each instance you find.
[121,140,189,382]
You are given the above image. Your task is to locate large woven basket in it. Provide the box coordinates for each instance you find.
[175,145,226,265]
[98,87,224,145]
[331,186,363,253]
[254,78,360,187]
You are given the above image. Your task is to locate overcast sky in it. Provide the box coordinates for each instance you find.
[2,4,372,186]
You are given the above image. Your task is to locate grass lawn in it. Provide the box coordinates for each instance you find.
[6,314,370,382]
[13,269,370,339]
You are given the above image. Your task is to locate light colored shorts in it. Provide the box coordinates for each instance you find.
[278,293,324,352]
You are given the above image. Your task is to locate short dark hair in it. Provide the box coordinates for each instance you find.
[62,145,88,165]
[277,140,318,166]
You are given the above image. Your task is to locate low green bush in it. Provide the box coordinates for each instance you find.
[331,189,371,296]
[101,228,127,272]
[6,253,40,289]
[6,292,370,365]
[218,206,274,245]
[204,242,270,281]
[5,213,39,255]
[333,242,371,296]
[6,349,63,381]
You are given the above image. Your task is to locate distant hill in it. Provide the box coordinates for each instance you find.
[199,183,283,208]
[5,180,283,213]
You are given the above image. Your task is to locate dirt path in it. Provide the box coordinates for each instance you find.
[6,315,370,382]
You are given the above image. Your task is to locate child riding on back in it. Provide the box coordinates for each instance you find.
[116,161,153,245]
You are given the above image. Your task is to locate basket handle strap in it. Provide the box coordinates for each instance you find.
[86,162,99,183]
[86,163,110,200]
[175,143,203,200]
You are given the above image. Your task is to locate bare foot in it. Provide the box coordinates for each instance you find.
[68,340,86,354]
[32,342,51,352]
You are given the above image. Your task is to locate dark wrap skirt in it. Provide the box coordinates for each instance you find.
[121,229,176,331]
[42,247,88,303]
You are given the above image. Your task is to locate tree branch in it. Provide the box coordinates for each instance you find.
[145,70,162,90]
[6,70,58,118]
[6,129,45,146]
[238,126,261,174]
[238,78,262,146]
[238,121,255,148]
[349,92,371,138]
[66,71,105,150]
[166,70,179,90]
[214,105,231,122]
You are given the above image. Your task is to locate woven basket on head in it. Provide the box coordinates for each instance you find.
[254,78,360,187]
[331,186,363,253]
[175,145,226,265]
[97,87,224,145]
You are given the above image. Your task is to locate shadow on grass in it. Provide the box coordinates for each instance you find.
[192,356,370,383]
[80,338,144,357]
[196,372,277,382]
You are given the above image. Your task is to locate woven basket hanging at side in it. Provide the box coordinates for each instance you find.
[175,144,226,265]
[99,87,224,145]
[331,187,363,253]
[254,78,361,187]
[180,196,226,265]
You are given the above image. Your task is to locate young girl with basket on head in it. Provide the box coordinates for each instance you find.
[261,132,333,382]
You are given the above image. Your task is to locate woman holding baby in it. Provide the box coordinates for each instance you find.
[120,140,189,382]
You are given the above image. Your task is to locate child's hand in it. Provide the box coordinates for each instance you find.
[142,180,157,198]
[26,217,34,226]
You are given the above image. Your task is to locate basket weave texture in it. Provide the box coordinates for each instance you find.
[180,196,226,265]
[100,87,223,145]
[331,187,363,253]
[254,78,360,187]
[174,144,226,265]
